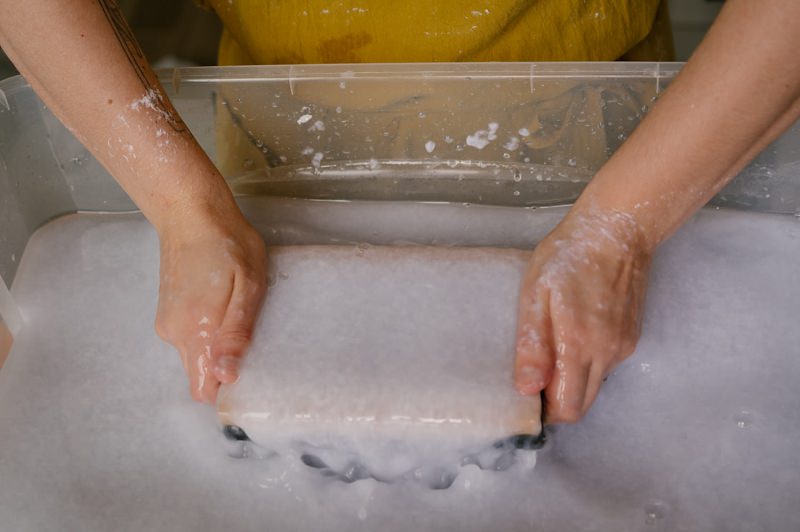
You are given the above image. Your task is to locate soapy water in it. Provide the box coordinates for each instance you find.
[1,199,800,530]
[222,426,543,490]
[228,160,594,209]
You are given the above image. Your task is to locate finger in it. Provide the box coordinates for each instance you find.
[184,307,228,404]
[581,361,608,415]
[575,318,638,414]
[181,345,203,402]
[514,279,554,395]
[211,272,267,383]
[185,343,219,404]
[176,344,189,374]
[544,342,591,424]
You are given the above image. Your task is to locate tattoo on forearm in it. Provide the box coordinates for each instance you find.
[96,0,187,133]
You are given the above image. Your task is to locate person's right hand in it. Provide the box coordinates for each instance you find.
[154,205,267,404]
[513,207,652,423]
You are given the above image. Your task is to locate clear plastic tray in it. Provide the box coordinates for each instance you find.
[1,62,799,349]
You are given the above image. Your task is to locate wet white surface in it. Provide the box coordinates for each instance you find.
[1,199,799,531]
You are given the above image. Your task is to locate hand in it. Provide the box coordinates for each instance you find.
[155,206,267,404]
[513,208,652,423]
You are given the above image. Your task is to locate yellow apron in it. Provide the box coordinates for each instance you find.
[201,0,671,65]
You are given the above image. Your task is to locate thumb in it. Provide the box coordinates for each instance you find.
[211,273,266,384]
[514,281,554,395]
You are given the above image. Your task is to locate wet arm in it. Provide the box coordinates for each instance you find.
[579,0,800,248]
[0,0,239,231]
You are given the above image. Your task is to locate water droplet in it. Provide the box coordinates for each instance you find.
[513,190,520,197]
[567,158,577,167]
[734,409,754,429]
[512,167,522,182]
[644,501,667,525]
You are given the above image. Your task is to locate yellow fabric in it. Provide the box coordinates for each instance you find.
[621,0,674,61]
[200,1,673,179]
[205,0,670,66]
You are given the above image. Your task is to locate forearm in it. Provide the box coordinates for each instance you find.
[577,0,800,250]
[0,0,237,231]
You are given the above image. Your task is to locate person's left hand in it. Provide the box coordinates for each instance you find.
[512,207,652,423]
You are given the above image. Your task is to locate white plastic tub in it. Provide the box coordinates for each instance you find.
[1,63,799,531]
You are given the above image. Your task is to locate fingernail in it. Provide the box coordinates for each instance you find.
[214,356,240,382]
[517,365,545,394]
